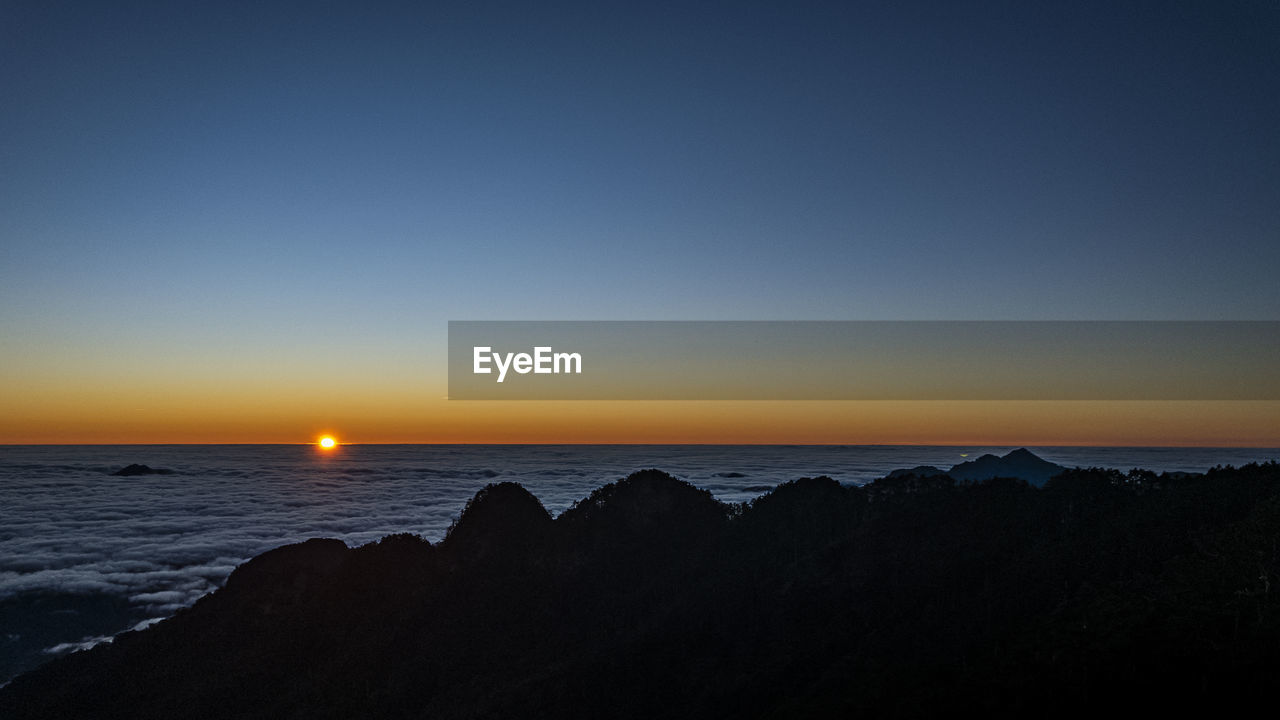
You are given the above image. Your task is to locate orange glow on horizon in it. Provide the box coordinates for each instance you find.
[4,341,1276,446]
[0,396,1277,446]
[318,436,338,449]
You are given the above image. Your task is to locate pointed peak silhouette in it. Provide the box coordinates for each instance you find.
[445,481,552,552]
[947,448,1065,487]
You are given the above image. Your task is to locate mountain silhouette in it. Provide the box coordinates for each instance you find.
[947,448,1066,486]
[887,448,1066,486]
[110,464,175,476]
[5,464,1280,718]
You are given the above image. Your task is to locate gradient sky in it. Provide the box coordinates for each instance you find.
[2,1,1278,443]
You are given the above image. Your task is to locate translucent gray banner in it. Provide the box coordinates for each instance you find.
[447,321,1280,400]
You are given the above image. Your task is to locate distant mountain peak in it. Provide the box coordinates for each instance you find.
[884,449,1066,487]
[946,449,1065,487]
[110,464,174,476]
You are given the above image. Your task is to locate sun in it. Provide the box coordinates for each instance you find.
[318,436,337,450]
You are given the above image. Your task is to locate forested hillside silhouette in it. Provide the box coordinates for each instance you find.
[4,464,1280,718]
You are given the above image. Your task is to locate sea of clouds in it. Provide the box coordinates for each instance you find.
[1,452,528,617]
[2,443,1275,675]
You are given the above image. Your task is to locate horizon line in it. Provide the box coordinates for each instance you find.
[3,441,1279,449]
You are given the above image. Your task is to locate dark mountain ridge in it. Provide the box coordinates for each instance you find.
[4,465,1280,718]
[886,447,1068,486]
[109,464,175,476]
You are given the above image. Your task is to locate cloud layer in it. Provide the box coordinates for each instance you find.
[1,444,1272,658]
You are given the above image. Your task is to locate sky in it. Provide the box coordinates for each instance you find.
[2,0,1278,444]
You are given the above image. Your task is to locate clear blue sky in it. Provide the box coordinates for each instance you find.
[2,1,1278,433]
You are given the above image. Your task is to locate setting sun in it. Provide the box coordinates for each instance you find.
[318,436,337,449]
